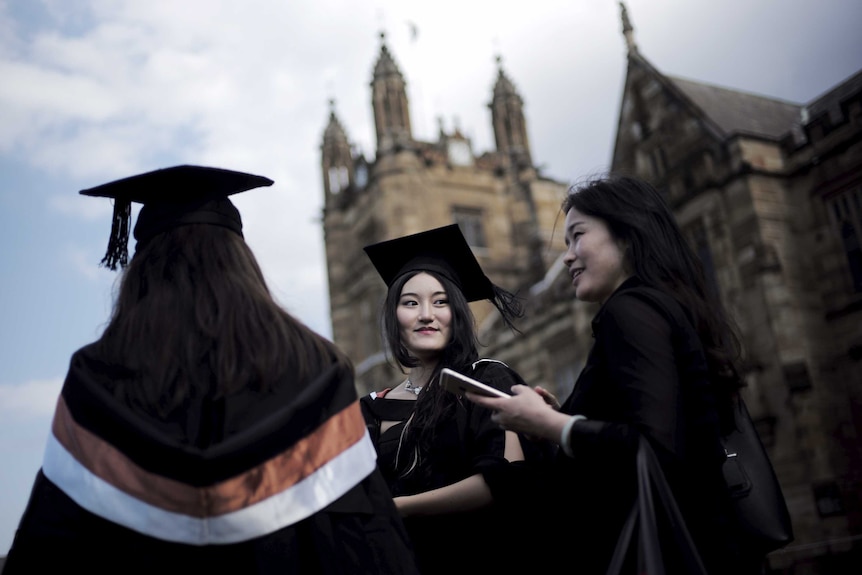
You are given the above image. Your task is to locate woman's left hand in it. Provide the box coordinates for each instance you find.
[534,385,561,410]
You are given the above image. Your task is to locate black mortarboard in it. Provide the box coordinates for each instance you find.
[80,165,274,270]
[363,224,523,328]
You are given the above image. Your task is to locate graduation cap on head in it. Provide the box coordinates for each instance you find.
[363,224,523,329]
[80,165,274,270]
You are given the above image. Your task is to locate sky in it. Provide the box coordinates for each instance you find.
[1,0,860,555]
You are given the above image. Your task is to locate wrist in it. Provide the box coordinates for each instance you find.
[560,415,587,457]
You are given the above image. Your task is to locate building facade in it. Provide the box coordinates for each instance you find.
[478,6,862,573]
[319,8,862,573]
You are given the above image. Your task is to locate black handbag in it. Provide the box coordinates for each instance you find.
[627,286,794,557]
[722,395,794,554]
[606,436,708,575]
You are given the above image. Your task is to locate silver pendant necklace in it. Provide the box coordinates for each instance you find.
[404,378,423,395]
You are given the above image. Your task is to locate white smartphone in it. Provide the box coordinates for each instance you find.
[438,367,511,398]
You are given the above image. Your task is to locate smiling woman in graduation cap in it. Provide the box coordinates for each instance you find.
[3,165,420,574]
[360,224,546,575]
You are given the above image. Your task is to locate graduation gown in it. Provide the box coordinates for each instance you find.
[3,345,419,574]
[360,359,542,574]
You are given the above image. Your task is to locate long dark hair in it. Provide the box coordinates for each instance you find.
[380,269,480,476]
[563,175,744,419]
[94,224,352,417]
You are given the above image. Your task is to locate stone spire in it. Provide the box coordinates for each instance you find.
[620,2,637,53]
[320,99,354,202]
[489,54,532,169]
[370,31,412,154]
[322,99,349,147]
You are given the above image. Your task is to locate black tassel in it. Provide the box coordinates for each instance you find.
[491,284,525,333]
[100,199,131,270]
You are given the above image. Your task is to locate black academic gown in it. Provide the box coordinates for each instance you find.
[3,344,419,575]
[360,359,540,575]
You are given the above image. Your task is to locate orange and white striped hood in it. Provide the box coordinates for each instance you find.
[42,351,376,545]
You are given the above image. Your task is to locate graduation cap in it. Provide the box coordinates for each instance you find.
[80,165,274,270]
[363,224,523,329]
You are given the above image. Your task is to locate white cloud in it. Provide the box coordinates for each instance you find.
[0,378,62,419]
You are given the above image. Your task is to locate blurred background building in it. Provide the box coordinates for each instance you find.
[320,3,861,573]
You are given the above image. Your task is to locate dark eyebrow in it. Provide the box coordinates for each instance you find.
[566,220,585,233]
[400,290,448,299]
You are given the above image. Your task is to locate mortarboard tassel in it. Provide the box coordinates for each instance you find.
[490,284,524,333]
[100,199,131,270]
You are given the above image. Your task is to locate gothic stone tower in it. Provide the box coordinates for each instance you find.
[319,33,568,394]
[609,4,862,570]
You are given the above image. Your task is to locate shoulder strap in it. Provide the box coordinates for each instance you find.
[469,358,511,381]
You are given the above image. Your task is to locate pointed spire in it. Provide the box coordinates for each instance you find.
[620,2,637,53]
[370,30,412,153]
[488,54,531,168]
[373,30,403,80]
[492,54,518,99]
[321,98,355,201]
[323,98,349,145]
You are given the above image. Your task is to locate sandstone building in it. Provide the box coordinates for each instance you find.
[319,6,862,572]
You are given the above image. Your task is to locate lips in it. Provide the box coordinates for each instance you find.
[570,268,584,281]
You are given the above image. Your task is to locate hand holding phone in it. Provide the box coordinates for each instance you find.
[438,367,511,398]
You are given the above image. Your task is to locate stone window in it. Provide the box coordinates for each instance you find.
[355,161,368,189]
[650,147,667,178]
[327,165,349,195]
[451,207,487,249]
[825,187,862,291]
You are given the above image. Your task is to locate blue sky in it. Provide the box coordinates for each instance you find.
[1,0,860,555]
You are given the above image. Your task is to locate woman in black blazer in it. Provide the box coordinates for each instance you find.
[468,175,764,574]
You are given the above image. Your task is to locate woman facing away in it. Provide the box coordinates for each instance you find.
[3,165,419,574]
[468,175,765,574]
[360,224,546,574]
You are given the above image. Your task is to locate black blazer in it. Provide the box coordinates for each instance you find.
[492,277,748,574]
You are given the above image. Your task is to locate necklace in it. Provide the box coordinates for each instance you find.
[404,378,423,395]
